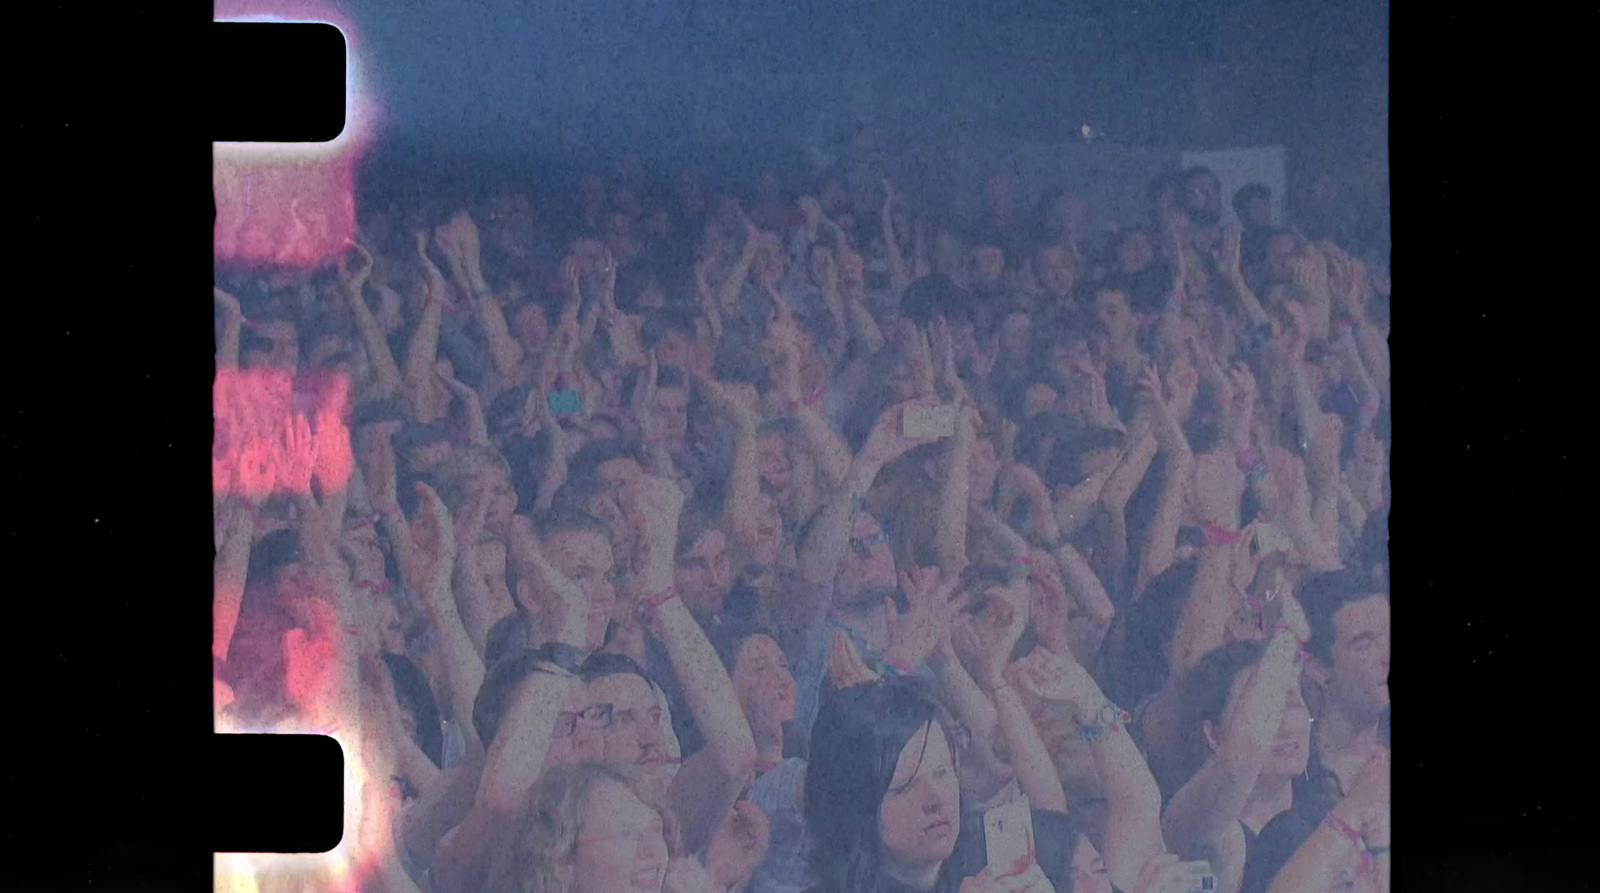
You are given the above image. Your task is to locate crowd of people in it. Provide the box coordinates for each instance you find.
[212,157,1391,893]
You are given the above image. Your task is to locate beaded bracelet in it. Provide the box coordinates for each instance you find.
[1075,703,1132,742]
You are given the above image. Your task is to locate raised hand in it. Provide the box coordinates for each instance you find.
[968,578,1029,689]
[885,566,972,673]
[1214,222,1244,280]
[213,286,242,320]
[277,412,317,496]
[408,482,459,596]
[1006,642,1099,712]
[859,398,946,468]
[703,800,771,892]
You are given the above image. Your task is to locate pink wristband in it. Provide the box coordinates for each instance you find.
[636,586,680,624]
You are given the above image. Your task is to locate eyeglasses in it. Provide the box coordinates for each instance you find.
[555,703,613,738]
[849,531,888,559]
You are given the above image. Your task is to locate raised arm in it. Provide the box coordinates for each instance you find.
[769,318,853,487]
[881,180,913,293]
[934,403,977,575]
[1214,223,1270,329]
[213,493,256,663]
[696,372,763,553]
[339,244,406,400]
[1161,630,1300,857]
[436,362,491,447]
[1010,646,1166,893]
[629,476,758,852]
[437,211,525,378]
[404,233,448,417]
[716,209,764,313]
[964,574,1071,814]
[1267,749,1390,893]
[214,287,242,370]
[1134,364,1196,597]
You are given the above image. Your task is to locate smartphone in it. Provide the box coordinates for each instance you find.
[903,404,956,439]
[1253,523,1293,558]
[1175,860,1216,892]
[548,389,583,415]
[983,797,1034,878]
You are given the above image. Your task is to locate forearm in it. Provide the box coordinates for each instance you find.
[990,684,1068,812]
[794,407,852,488]
[725,425,762,551]
[650,597,757,781]
[400,756,483,869]
[404,298,444,389]
[846,300,887,355]
[1223,272,1270,328]
[936,438,973,575]
[451,551,503,658]
[350,285,407,397]
[1168,545,1234,676]
[1352,321,1390,400]
[797,459,879,585]
[460,275,525,378]
[1085,702,1167,890]
[213,510,255,661]
[1161,750,1265,857]
[1052,540,1114,627]
[419,575,488,756]
[476,672,578,813]
[883,217,912,293]
[718,246,758,311]
[1265,820,1362,893]
[1135,452,1192,597]
[218,315,241,369]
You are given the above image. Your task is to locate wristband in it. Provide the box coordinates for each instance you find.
[354,579,392,596]
[1075,702,1132,742]
[1204,523,1243,546]
[879,656,916,677]
[1324,812,1379,876]
[636,586,680,625]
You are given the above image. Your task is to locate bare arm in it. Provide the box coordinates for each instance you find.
[1162,630,1299,855]
[880,181,913,293]
[631,477,757,852]
[214,287,242,370]
[213,497,255,662]
[934,404,977,575]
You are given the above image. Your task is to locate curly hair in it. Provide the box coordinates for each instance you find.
[509,761,681,893]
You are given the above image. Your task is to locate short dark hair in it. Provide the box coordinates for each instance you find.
[566,438,645,483]
[1298,570,1385,665]
[897,274,972,327]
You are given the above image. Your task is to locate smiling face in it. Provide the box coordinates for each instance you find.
[878,722,962,875]
[573,780,671,893]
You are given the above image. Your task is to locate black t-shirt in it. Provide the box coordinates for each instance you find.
[1239,804,1325,893]
[804,806,1081,893]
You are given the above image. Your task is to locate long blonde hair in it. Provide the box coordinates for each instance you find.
[509,762,681,893]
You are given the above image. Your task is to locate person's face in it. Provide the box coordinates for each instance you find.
[1185,174,1222,223]
[373,595,405,655]
[1094,290,1137,343]
[476,469,518,532]
[515,303,550,354]
[544,683,608,771]
[1069,837,1114,893]
[999,312,1031,357]
[589,673,670,782]
[675,529,733,619]
[544,530,618,651]
[755,243,787,284]
[888,355,918,402]
[971,246,1006,284]
[730,634,797,728]
[572,781,670,893]
[1037,246,1077,298]
[835,513,896,605]
[757,434,792,497]
[1328,595,1391,716]
[878,722,961,873]
[647,386,690,452]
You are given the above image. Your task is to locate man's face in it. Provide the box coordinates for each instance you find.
[1185,174,1222,225]
[542,682,607,771]
[835,513,896,605]
[647,386,690,452]
[543,530,618,651]
[1328,595,1391,716]
[1037,246,1077,298]
[971,246,1006,285]
[589,673,671,786]
[514,303,550,354]
[675,529,733,620]
[1094,290,1137,344]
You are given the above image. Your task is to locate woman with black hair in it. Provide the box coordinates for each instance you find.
[1155,631,1346,893]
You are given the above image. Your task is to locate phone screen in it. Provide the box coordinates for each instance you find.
[983,797,1034,878]
[903,404,956,439]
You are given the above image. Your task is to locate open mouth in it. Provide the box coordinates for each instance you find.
[924,818,953,838]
